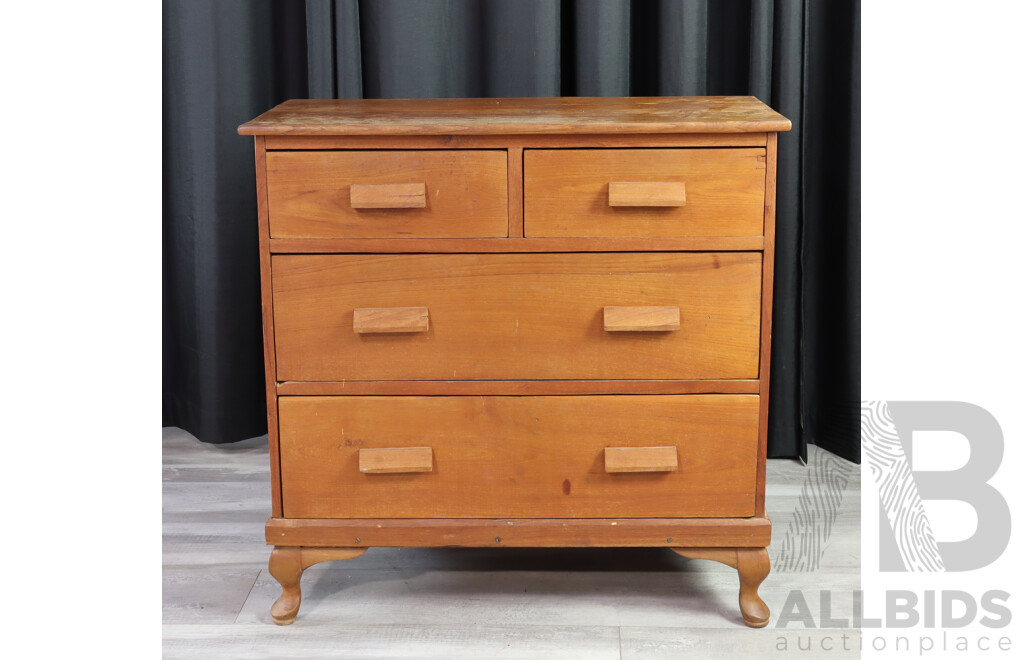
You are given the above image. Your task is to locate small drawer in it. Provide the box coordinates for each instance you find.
[279,395,759,519]
[524,148,765,238]
[272,252,762,381]
[266,150,508,238]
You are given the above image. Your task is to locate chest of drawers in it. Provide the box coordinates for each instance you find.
[239,96,790,627]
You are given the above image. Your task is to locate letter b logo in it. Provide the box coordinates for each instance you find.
[864,401,1010,572]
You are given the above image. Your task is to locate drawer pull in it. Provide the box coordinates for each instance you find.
[608,182,686,207]
[359,447,433,474]
[603,306,680,332]
[604,446,678,473]
[354,307,429,334]
[350,183,426,209]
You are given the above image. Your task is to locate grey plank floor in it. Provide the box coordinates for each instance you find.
[163,427,860,659]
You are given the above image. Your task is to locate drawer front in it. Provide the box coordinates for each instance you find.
[524,148,765,237]
[279,395,759,519]
[266,150,508,238]
[272,252,761,381]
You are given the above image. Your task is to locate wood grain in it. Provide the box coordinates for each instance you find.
[272,253,762,381]
[268,546,366,624]
[359,447,434,474]
[278,395,759,519]
[269,236,766,253]
[350,183,425,209]
[525,149,765,238]
[253,137,282,518]
[608,182,686,207]
[238,97,792,136]
[673,547,771,628]
[275,379,761,396]
[263,132,768,150]
[266,150,507,238]
[604,447,679,473]
[507,146,524,237]
[265,515,773,548]
[353,307,429,334]
[603,306,680,332]
[755,132,778,517]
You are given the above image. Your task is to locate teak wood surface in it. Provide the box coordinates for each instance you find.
[275,379,761,396]
[265,516,773,548]
[607,181,687,207]
[252,137,282,518]
[756,133,779,517]
[239,96,791,135]
[673,548,772,627]
[278,395,758,519]
[268,236,766,253]
[263,132,768,150]
[525,148,765,238]
[266,150,508,238]
[241,95,790,628]
[271,252,761,381]
[603,446,680,473]
[349,182,426,209]
[352,306,430,334]
[358,446,434,474]
[602,306,682,332]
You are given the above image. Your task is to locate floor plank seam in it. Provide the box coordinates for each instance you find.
[234,569,262,625]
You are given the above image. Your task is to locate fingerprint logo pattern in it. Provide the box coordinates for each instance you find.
[772,445,855,572]
[862,400,945,572]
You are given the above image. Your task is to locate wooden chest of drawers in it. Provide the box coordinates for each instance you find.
[239,96,791,627]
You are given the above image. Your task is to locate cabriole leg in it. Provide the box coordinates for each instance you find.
[672,546,771,628]
[735,547,771,627]
[268,546,367,625]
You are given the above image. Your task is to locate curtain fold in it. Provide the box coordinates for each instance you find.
[572,0,630,97]
[769,0,806,461]
[658,0,707,96]
[162,0,307,443]
[163,0,859,462]
[798,0,861,463]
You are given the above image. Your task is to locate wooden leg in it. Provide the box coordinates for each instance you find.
[672,547,771,628]
[268,546,367,625]
[735,548,771,627]
[268,547,302,625]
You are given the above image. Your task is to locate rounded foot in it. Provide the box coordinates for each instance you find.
[741,606,771,628]
[736,547,771,628]
[672,546,771,628]
[268,547,303,625]
[267,546,367,625]
[270,591,300,625]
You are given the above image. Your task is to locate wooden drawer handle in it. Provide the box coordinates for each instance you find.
[350,183,426,209]
[604,446,678,473]
[608,182,686,207]
[359,447,433,474]
[603,306,680,332]
[354,307,429,334]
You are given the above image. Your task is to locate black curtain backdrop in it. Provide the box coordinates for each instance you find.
[163,0,860,463]
[163,1,307,442]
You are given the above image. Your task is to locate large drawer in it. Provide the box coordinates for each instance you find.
[272,252,762,381]
[266,150,508,238]
[524,148,765,237]
[279,395,759,519]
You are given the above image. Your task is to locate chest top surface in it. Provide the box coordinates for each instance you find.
[238,96,791,136]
